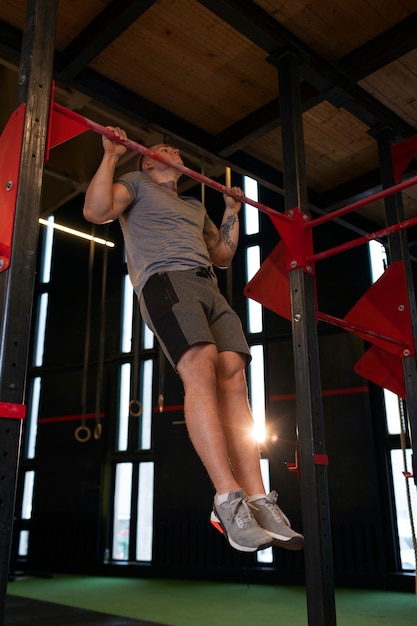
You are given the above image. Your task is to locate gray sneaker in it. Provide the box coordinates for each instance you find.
[210,489,274,553]
[249,491,304,550]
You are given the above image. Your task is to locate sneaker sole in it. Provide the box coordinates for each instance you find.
[264,530,304,550]
[210,511,273,553]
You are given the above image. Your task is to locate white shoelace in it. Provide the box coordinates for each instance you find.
[250,495,290,527]
[228,497,256,528]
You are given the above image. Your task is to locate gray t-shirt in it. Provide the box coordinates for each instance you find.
[116,171,212,296]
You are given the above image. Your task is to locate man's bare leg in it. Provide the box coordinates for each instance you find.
[216,351,266,496]
[176,343,302,552]
[216,352,304,550]
[176,342,240,494]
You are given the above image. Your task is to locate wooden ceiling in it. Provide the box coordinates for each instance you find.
[1,0,417,253]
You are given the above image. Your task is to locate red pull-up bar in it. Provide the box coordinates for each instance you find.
[308,213,417,264]
[309,173,417,229]
[0,94,292,274]
[51,102,292,225]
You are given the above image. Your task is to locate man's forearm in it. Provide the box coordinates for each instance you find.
[220,209,239,256]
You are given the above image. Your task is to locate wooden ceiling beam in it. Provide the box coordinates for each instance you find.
[56,0,157,79]
[340,11,417,81]
[218,84,325,157]
[67,68,222,155]
[198,0,417,140]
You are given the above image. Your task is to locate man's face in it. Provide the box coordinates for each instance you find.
[142,144,184,170]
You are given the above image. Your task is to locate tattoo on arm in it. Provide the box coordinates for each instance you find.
[220,215,238,252]
[203,218,220,256]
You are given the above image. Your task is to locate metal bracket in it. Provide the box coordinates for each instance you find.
[390,134,417,183]
[268,206,315,274]
[286,449,329,480]
[45,83,89,159]
[0,104,26,273]
[244,208,317,322]
[285,446,300,480]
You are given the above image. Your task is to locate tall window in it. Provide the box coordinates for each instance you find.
[369,241,416,570]
[112,462,133,559]
[244,177,263,335]
[17,217,55,557]
[243,177,266,446]
[112,270,155,563]
[118,278,155,452]
[243,176,273,564]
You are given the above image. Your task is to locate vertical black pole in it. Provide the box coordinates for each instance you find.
[278,51,337,625]
[0,1,58,622]
[377,128,417,488]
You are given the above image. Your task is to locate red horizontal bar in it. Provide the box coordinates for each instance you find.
[307,214,417,263]
[52,103,292,225]
[153,404,184,413]
[39,411,104,424]
[309,174,417,229]
[0,401,26,420]
[270,393,297,401]
[269,386,368,402]
[317,311,407,347]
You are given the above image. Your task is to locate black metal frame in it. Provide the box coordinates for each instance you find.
[0,2,58,624]
[377,127,417,514]
[276,50,337,625]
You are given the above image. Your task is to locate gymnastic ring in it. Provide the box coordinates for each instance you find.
[129,399,142,417]
[94,423,102,440]
[75,425,91,442]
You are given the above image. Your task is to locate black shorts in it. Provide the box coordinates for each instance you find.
[139,267,251,369]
